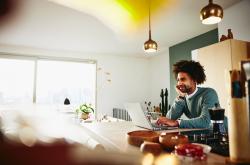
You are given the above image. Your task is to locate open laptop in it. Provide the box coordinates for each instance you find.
[124,103,178,130]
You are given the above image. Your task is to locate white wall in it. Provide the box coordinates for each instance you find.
[218,0,250,42]
[149,49,170,108]
[95,54,150,117]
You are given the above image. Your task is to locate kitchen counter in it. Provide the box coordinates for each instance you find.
[81,121,227,164]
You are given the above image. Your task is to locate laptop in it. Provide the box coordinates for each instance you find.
[124,103,178,130]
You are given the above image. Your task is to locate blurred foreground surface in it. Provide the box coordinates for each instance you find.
[0,104,181,165]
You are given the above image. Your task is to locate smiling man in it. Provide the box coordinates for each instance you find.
[156,60,219,128]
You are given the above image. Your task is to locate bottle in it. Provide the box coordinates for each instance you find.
[227,29,233,39]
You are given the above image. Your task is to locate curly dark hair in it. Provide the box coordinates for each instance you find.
[173,60,206,84]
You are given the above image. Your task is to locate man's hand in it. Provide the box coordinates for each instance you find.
[156,117,179,127]
[176,85,186,98]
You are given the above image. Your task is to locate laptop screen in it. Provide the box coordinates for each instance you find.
[124,102,154,129]
[124,102,178,130]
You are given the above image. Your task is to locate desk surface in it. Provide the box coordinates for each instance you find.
[81,121,227,164]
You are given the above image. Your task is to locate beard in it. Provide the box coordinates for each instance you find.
[177,85,192,93]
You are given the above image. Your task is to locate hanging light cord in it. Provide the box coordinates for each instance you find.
[144,0,157,52]
[148,0,151,40]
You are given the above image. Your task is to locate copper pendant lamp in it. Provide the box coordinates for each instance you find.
[144,0,157,53]
[200,0,223,25]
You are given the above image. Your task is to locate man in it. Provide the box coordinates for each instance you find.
[156,60,219,128]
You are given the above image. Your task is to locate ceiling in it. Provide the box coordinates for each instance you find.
[0,0,242,57]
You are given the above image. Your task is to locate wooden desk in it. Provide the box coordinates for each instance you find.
[81,121,227,164]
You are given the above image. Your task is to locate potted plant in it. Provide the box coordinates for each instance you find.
[76,103,94,120]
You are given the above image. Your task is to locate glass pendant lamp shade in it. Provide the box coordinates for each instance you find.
[144,0,157,53]
[144,31,157,52]
[200,0,223,25]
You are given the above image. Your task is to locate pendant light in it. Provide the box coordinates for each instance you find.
[144,0,157,53]
[200,0,223,25]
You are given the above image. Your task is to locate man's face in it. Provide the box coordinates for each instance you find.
[176,72,196,94]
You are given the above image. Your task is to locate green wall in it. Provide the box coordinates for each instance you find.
[169,28,218,103]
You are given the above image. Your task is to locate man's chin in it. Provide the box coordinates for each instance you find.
[179,89,186,93]
[177,85,190,93]
[179,88,187,93]
[180,88,191,94]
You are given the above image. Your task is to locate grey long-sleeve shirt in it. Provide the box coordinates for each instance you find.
[167,87,220,128]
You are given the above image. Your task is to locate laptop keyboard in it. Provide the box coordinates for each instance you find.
[151,123,178,130]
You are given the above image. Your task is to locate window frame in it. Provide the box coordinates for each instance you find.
[0,53,97,116]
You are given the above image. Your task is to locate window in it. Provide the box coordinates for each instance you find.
[0,58,34,104]
[0,56,96,110]
[36,60,96,107]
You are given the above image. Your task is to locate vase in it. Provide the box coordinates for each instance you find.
[81,113,89,120]
[220,35,227,42]
[227,29,233,39]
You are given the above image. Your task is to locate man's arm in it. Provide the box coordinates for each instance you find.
[156,117,179,127]
[166,97,185,120]
[179,88,218,128]
[156,97,185,127]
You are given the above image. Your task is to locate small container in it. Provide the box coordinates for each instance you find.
[227,29,233,39]
[159,133,189,151]
[127,130,159,147]
[220,35,227,42]
[140,141,162,156]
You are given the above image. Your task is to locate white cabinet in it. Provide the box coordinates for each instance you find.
[195,39,250,115]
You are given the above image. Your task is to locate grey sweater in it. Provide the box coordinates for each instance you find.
[167,87,219,128]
